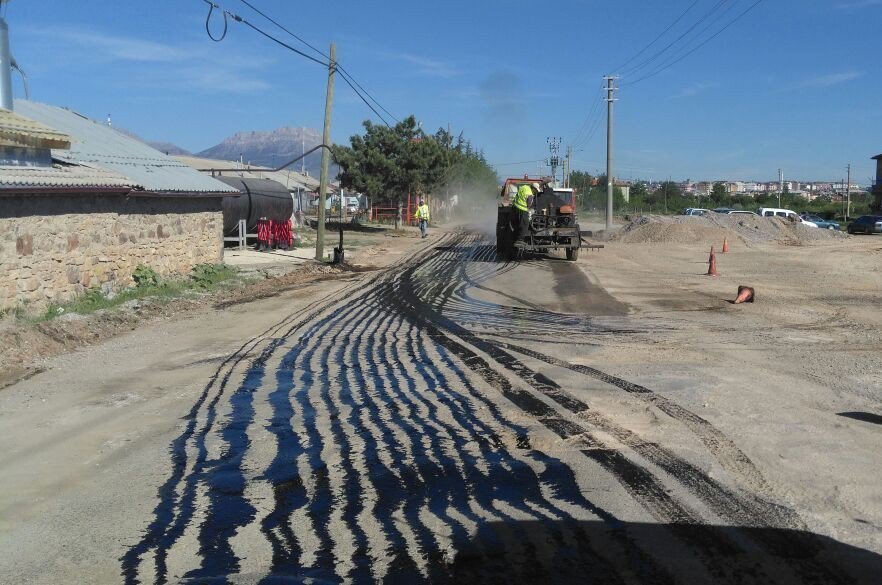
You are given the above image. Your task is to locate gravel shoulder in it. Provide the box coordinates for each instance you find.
[579,235,882,554]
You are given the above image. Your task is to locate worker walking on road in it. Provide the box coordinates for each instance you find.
[415,198,431,239]
[512,182,539,248]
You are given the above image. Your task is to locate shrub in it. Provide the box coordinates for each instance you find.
[191,263,237,289]
[132,265,160,288]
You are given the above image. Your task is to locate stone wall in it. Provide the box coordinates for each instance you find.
[0,194,224,310]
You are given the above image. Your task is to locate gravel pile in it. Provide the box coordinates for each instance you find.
[607,214,848,247]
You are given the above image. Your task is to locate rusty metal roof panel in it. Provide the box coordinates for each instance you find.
[0,163,133,189]
[13,100,238,194]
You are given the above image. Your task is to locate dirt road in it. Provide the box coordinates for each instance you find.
[1,231,880,583]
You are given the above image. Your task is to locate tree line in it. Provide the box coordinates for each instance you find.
[568,171,871,219]
[332,116,498,211]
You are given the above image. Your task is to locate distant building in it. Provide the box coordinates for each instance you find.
[1,101,237,311]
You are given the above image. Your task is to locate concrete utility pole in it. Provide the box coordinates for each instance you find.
[565,145,572,188]
[604,76,618,231]
[778,168,783,207]
[846,163,852,221]
[315,42,336,262]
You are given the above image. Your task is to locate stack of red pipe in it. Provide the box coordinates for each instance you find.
[256,218,273,249]
[272,219,293,249]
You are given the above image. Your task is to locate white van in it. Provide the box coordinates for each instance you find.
[757,208,817,228]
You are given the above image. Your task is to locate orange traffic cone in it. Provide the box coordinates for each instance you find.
[734,286,755,304]
[708,245,716,263]
[707,248,719,277]
[722,238,730,254]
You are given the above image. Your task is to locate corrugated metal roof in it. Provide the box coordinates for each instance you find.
[175,155,321,191]
[0,163,133,190]
[14,100,238,194]
[0,108,73,149]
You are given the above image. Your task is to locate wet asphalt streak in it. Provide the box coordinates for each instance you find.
[121,232,881,584]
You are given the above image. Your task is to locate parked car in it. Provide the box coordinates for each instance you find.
[757,207,817,227]
[800,213,840,230]
[712,207,735,214]
[727,210,758,216]
[846,215,882,235]
[683,208,710,216]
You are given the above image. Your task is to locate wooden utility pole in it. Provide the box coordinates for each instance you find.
[315,42,336,262]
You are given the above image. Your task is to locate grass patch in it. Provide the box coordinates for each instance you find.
[28,263,241,322]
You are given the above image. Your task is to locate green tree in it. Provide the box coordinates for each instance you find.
[333,117,498,209]
[333,116,446,204]
[711,182,728,200]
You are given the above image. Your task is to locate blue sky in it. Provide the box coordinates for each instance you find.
[7,0,881,184]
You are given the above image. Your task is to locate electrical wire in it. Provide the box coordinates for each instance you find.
[622,0,764,87]
[619,0,731,77]
[613,0,702,73]
[236,0,401,124]
[338,73,392,127]
[237,0,328,60]
[203,0,228,42]
[568,85,604,147]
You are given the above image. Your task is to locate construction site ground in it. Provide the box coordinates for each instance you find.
[1,219,880,583]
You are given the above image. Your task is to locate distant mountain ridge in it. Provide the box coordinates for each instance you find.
[197,127,324,177]
[114,127,192,156]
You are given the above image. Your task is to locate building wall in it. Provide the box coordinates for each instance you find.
[0,194,223,310]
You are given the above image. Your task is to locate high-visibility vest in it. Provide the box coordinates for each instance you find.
[415,204,430,221]
[513,185,531,212]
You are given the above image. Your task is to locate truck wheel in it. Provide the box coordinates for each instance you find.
[566,247,580,261]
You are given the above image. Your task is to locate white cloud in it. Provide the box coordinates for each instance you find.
[384,52,460,78]
[834,0,882,10]
[17,25,275,94]
[796,70,863,88]
[674,82,717,98]
[23,26,187,62]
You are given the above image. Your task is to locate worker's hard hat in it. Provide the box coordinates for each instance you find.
[531,182,541,191]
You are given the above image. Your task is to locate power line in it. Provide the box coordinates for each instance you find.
[338,73,391,127]
[613,0,702,73]
[201,1,330,66]
[236,0,401,124]
[201,1,398,128]
[622,0,765,87]
[620,0,731,77]
[237,0,327,60]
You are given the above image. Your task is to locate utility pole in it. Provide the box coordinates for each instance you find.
[547,137,561,184]
[564,145,572,188]
[846,163,852,221]
[778,168,783,208]
[605,76,618,230]
[315,42,336,262]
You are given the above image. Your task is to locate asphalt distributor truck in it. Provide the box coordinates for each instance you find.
[496,177,585,261]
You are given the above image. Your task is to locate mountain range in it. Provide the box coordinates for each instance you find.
[120,126,327,177]
[197,127,325,176]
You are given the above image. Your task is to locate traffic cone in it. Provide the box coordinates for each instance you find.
[722,238,730,254]
[734,286,755,304]
[707,248,719,277]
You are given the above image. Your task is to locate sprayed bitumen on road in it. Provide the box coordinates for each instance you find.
[121,232,881,584]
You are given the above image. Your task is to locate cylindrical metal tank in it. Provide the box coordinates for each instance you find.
[216,176,293,235]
